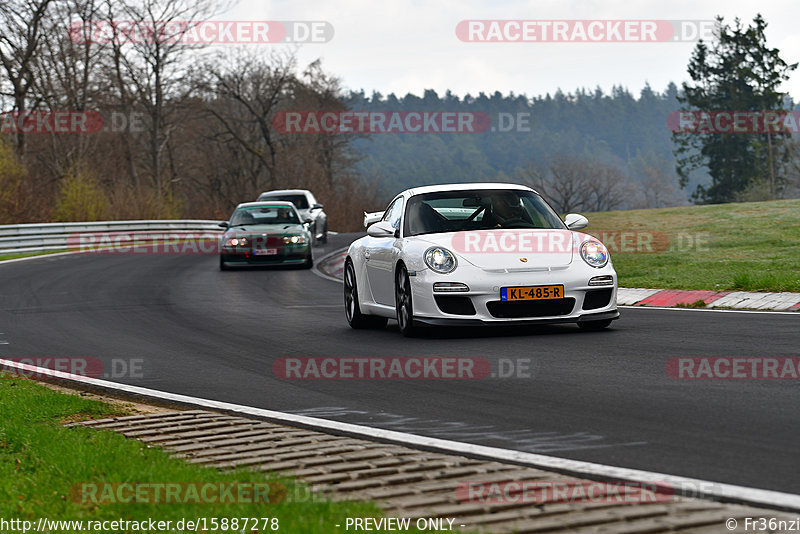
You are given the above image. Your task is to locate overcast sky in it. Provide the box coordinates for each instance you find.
[225,0,800,100]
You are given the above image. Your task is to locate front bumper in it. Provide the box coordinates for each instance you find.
[413,309,620,327]
[221,244,310,265]
[408,260,618,325]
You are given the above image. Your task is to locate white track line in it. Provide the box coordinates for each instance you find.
[1,357,798,512]
[0,250,81,265]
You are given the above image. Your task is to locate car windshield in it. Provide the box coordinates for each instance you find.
[230,205,299,226]
[259,194,310,209]
[403,189,565,237]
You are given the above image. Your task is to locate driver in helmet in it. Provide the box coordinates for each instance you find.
[487,192,524,228]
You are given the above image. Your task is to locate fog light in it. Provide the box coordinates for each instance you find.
[433,282,470,292]
[588,275,614,286]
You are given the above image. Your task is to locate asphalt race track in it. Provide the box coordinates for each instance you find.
[1,233,798,494]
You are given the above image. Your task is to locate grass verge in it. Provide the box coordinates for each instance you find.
[584,198,800,292]
[0,374,394,533]
[0,250,66,262]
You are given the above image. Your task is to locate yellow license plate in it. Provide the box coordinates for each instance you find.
[501,285,564,301]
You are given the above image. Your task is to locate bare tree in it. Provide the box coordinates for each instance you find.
[634,164,688,208]
[102,0,214,197]
[298,59,361,190]
[198,50,298,194]
[523,155,591,212]
[30,0,106,174]
[522,155,630,213]
[0,0,55,155]
[585,163,631,212]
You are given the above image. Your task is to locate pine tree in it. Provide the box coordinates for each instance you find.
[674,14,797,203]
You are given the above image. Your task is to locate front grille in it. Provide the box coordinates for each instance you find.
[251,235,283,250]
[582,289,613,310]
[434,296,476,316]
[487,298,575,318]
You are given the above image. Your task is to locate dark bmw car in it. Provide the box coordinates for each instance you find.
[219,201,313,270]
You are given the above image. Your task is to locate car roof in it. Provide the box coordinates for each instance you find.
[235,201,297,209]
[402,182,538,198]
[258,189,311,196]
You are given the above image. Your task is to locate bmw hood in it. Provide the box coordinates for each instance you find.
[224,223,308,238]
[414,229,577,271]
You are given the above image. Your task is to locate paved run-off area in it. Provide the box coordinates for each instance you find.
[70,410,798,533]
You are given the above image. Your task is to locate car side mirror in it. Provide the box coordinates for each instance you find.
[311,203,323,210]
[218,221,229,228]
[367,221,396,238]
[564,213,589,230]
[304,217,313,224]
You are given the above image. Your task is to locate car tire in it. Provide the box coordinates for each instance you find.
[577,319,613,331]
[344,260,388,329]
[395,264,417,337]
[304,254,314,269]
[219,256,230,271]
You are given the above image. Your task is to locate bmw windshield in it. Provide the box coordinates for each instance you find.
[229,206,300,226]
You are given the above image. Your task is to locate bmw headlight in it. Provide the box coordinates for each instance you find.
[424,247,457,274]
[225,237,249,247]
[283,235,307,245]
[580,240,609,268]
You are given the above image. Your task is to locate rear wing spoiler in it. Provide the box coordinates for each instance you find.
[363,211,383,228]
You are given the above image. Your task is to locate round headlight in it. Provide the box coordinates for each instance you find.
[226,237,249,247]
[580,240,609,268]
[424,247,457,274]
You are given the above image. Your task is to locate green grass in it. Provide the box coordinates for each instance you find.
[583,198,800,292]
[0,375,394,533]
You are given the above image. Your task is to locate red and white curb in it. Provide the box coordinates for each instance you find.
[318,249,800,313]
[618,288,800,311]
[314,248,348,282]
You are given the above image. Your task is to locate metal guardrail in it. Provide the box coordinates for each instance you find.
[0,220,224,255]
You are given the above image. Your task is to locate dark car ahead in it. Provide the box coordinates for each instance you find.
[219,201,313,270]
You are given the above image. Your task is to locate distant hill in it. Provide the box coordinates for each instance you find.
[345,84,696,202]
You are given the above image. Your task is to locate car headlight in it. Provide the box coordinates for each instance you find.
[580,240,609,268]
[225,237,249,247]
[424,247,457,274]
[283,235,307,244]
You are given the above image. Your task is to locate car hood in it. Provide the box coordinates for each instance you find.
[413,229,577,271]
[225,223,308,237]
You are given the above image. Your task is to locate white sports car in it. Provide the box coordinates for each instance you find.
[344,183,619,336]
